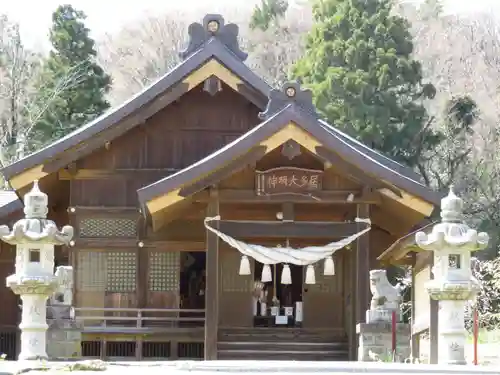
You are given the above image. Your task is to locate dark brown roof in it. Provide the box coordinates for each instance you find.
[1,36,271,180]
[0,191,22,218]
[377,220,436,263]
[137,98,442,207]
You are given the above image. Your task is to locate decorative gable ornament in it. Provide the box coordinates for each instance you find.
[259,81,318,120]
[179,14,248,62]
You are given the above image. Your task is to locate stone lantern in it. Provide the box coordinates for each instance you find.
[0,181,74,360]
[415,186,489,365]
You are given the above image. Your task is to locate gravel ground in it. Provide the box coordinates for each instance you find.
[2,360,500,375]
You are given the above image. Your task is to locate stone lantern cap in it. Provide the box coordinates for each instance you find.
[415,186,489,252]
[0,181,74,245]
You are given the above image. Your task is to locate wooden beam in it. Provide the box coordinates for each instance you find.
[67,206,139,216]
[429,255,439,364]
[204,189,219,360]
[315,146,402,197]
[137,215,148,310]
[156,219,369,241]
[178,146,267,197]
[215,220,368,239]
[194,189,382,205]
[72,238,138,248]
[410,252,419,361]
[282,202,294,222]
[355,203,370,360]
[59,168,178,180]
[142,241,206,251]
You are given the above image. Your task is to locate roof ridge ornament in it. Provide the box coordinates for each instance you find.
[259,81,318,120]
[179,14,248,62]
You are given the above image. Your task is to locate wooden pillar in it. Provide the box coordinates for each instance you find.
[136,214,147,360]
[429,255,439,364]
[354,203,370,360]
[410,252,420,360]
[204,189,219,360]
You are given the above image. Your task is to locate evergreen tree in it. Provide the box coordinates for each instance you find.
[250,0,289,31]
[35,5,111,143]
[292,0,440,166]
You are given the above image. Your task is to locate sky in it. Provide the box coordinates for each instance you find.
[3,0,500,49]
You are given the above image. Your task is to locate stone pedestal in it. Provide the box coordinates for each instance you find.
[437,300,467,365]
[357,321,410,362]
[7,276,58,360]
[47,317,82,360]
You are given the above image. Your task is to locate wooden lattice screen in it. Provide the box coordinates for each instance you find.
[148,251,180,293]
[76,249,138,323]
[79,218,137,238]
[147,250,180,315]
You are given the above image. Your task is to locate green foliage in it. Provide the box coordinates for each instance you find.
[417,95,478,189]
[291,0,441,166]
[250,0,289,31]
[468,258,500,330]
[34,4,111,144]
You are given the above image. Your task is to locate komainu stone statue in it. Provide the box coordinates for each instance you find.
[357,269,410,362]
[54,266,73,306]
[46,265,82,360]
[369,269,402,312]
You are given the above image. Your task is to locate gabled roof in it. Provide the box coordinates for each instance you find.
[138,82,441,227]
[1,14,272,186]
[0,191,23,218]
[377,220,436,264]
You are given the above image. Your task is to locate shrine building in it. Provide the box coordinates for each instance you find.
[0,14,441,361]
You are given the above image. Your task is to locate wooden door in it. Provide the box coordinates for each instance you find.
[302,251,344,329]
[218,245,254,327]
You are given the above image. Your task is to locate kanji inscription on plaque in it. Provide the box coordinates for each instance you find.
[255,167,323,195]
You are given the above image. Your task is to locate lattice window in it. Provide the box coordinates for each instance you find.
[77,251,107,292]
[106,251,137,293]
[148,251,180,292]
[79,218,137,238]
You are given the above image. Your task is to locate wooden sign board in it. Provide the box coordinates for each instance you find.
[255,167,323,196]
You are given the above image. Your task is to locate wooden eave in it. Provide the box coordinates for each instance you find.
[0,194,23,220]
[377,220,436,264]
[1,37,271,191]
[138,104,441,229]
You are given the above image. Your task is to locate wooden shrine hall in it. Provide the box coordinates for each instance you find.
[0,14,441,361]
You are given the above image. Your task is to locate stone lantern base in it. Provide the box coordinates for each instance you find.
[7,275,58,360]
[356,321,411,362]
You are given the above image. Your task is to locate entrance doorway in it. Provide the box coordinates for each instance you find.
[253,262,303,327]
[179,252,206,326]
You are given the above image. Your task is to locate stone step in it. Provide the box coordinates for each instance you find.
[218,328,345,343]
[217,348,348,361]
[218,341,347,351]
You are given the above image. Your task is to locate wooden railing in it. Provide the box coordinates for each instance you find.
[75,308,205,360]
[74,307,205,329]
